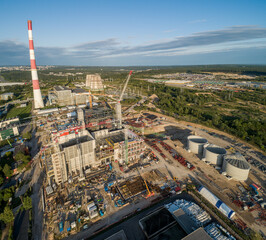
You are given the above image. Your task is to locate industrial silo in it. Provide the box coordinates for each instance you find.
[187,135,208,155]
[222,153,250,181]
[203,144,226,166]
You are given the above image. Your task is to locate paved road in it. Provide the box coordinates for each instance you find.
[30,128,46,240]
[13,210,29,240]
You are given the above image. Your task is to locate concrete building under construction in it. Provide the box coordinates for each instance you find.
[48,86,92,106]
[50,123,145,185]
[51,130,96,184]
[86,74,104,91]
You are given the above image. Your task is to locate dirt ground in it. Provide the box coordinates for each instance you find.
[139,111,266,236]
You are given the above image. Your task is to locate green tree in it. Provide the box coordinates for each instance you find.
[0,175,4,185]
[22,132,32,140]
[0,206,14,224]
[22,196,32,210]
[15,152,30,164]
[3,164,12,178]
[3,188,13,202]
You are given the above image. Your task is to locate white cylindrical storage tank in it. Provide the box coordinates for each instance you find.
[198,186,235,219]
[222,153,250,181]
[203,144,226,166]
[187,135,208,155]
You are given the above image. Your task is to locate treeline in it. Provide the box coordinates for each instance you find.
[154,85,266,151]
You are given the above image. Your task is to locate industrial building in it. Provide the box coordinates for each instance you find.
[51,130,95,184]
[0,118,19,128]
[80,105,115,131]
[86,74,104,91]
[0,126,19,141]
[202,144,226,166]
[222,153,251,181]
[187,135,208,155]
[0,118,20,141]
[47,71,140,185]
[139,199,230,240]
[50,126,144,184]
[198,186,235,219]
[0,92,14,101]
[48,86,92,106]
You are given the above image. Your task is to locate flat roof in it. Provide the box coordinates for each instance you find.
[72,88,87,93]
[182,227,212,240]
[108,132,125,144]
[172,209,197,234]
[54,86,70,91]
[61,135,93,148]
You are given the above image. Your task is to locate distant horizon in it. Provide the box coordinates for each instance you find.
[1,64,266,67]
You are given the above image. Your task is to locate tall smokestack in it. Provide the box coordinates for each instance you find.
[27,20,44,109]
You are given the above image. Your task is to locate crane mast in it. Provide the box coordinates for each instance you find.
[115,70,132,129]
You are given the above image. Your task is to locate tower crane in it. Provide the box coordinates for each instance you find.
[115,71,133,129]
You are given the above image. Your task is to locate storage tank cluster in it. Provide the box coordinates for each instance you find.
[198,186,235,219]
[187,135,251,181]
[222,153,251,181]
[202,144,226,166]
[187,135,208,155]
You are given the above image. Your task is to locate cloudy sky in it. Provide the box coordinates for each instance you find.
[1,0,266,66]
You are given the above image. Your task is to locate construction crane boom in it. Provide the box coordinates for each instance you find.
[118,70,133,102]
[116,71,133,129]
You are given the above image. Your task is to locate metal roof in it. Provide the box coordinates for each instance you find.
[172,209,197,234]
[188,135,208,144]
[205,144,226,154]
[182,227,212,240]
[54,86,70,91]
[224,153,250,169]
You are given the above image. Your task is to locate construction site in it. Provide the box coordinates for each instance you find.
[1,19,265,240]
[33,80,265,239]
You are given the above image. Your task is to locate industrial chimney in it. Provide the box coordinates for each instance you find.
[27,20,44,109]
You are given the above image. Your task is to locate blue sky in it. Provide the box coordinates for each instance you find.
[1,0,266,66]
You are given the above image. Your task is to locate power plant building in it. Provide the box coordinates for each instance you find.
[222,153,250,181]
[86,74,104,91]
[51,130,96,184]
[49,86,92,106]
[50,127,145,185]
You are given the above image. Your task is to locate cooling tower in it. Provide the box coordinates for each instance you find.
[86,74,104,91]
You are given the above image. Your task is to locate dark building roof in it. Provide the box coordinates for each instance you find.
[172,209,197,234]
[72,88,88,93]
[182,227,212,240]
[54,86,71,91]
[60,135,93,148]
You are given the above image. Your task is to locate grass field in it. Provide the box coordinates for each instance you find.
[4,103,32,119]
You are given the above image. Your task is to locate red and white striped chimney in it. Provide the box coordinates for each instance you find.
[27,20,44,109]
